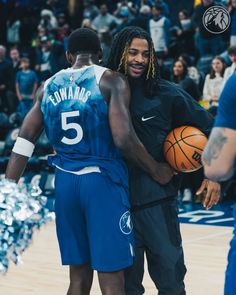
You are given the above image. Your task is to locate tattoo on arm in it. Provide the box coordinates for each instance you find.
[203,129,228,165]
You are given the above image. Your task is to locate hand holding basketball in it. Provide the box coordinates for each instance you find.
[163,126,208,173]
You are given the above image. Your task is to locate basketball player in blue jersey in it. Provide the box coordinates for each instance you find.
[5,28,174,295]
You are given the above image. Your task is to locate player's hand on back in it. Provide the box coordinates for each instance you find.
[151,162,176,185]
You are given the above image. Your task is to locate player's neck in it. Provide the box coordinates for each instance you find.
[72,54,98,69]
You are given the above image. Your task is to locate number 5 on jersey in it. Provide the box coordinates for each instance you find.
[61,111,83,145]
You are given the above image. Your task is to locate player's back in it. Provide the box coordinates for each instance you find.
[41,65,127,184]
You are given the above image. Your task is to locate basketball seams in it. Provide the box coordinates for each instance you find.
[163,126,207,172]
[180,142,204,152]
[172,128,198,170]
[180,126,189,139]
[172,142,179,171]
[164,134,206,152]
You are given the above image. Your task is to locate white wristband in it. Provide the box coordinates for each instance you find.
[12,137,35,158]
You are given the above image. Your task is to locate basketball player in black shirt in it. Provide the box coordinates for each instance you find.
[107,26,220,295]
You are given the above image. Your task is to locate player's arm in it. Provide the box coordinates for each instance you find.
[5,85,44,182]
[203,74,236,182]
[202,127,236,181]
[100,70,174,185]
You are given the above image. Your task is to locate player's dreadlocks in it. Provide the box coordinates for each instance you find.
[107,26,160,97]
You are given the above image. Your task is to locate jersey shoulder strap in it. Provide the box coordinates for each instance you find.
[93,65,108,85]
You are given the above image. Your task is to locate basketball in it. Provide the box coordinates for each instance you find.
[163,126,208,173]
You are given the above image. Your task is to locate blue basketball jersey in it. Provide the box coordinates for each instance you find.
[41,65,128,189]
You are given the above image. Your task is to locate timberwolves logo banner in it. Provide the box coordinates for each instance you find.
[119,211,133,235]
[203,6,231,34]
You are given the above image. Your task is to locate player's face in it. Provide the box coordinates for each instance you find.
[126,38,149,78]
[212,58,223,73]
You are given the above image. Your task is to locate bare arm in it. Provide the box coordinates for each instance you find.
[5,85,44,182]
[101,70,174,184]
[202,127,236,181]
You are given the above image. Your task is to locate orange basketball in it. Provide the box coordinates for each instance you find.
[163,126,208,173]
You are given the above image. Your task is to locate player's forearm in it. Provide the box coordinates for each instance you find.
[202,127,236,181]
[5,153,29,182]
[123,141,157,175]
[121,133,173,184]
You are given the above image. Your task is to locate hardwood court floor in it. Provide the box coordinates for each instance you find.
[0,221,233,295]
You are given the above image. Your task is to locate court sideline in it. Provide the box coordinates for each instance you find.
[0,221,232,295]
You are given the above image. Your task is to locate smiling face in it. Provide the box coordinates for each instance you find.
[126,38,149,78]
[173,61,184,77]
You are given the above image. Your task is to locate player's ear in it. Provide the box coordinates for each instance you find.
[66,51,73,65]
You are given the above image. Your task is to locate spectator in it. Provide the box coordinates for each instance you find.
[224,45,236,82]
[81,18,96,30]
[6,14,21,46]
[82,0,99,21]
[178,54,201,85]
[56,13,70,42]
[113,1,137,20]
[192,0,224,56]
[129,5,151,31]
[176,10,195,55]
[100,29,112,65]
[154,0,170,17]
[148,4,170,64]
[16,57,38,119]
[203,56,226,106]
[8,47,21,112]
[0,45,12,113]
[39,9,58,34]
[9,48,21,73]
[133,0,154,9]
[172,59,201,101]
[112,9,130,35]
[92,3,120,33]
[35,35,65,82]
[228,0,236,46]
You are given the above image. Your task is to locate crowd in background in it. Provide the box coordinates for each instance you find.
[0,0,236,201]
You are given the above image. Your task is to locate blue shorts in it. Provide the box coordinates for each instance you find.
[54,169,134,272]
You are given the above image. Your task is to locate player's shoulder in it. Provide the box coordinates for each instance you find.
[227,72,236,84]
[43,69,66,90]
[101,68,127,85]
[158,79,194,103]
[158,79,183,97]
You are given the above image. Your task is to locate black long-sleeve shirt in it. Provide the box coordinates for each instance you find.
[128,79,213,207]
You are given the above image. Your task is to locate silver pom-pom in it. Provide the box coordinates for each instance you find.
[0,179,53,275]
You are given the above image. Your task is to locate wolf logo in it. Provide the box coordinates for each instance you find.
[119,211,133,235]
[203,6,230,34]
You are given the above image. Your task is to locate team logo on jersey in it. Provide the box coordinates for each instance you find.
[119,211,133,235]
[69,74,74,84]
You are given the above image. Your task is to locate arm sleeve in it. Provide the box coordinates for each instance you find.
[214,74,236,130]
[172,85,214,136]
